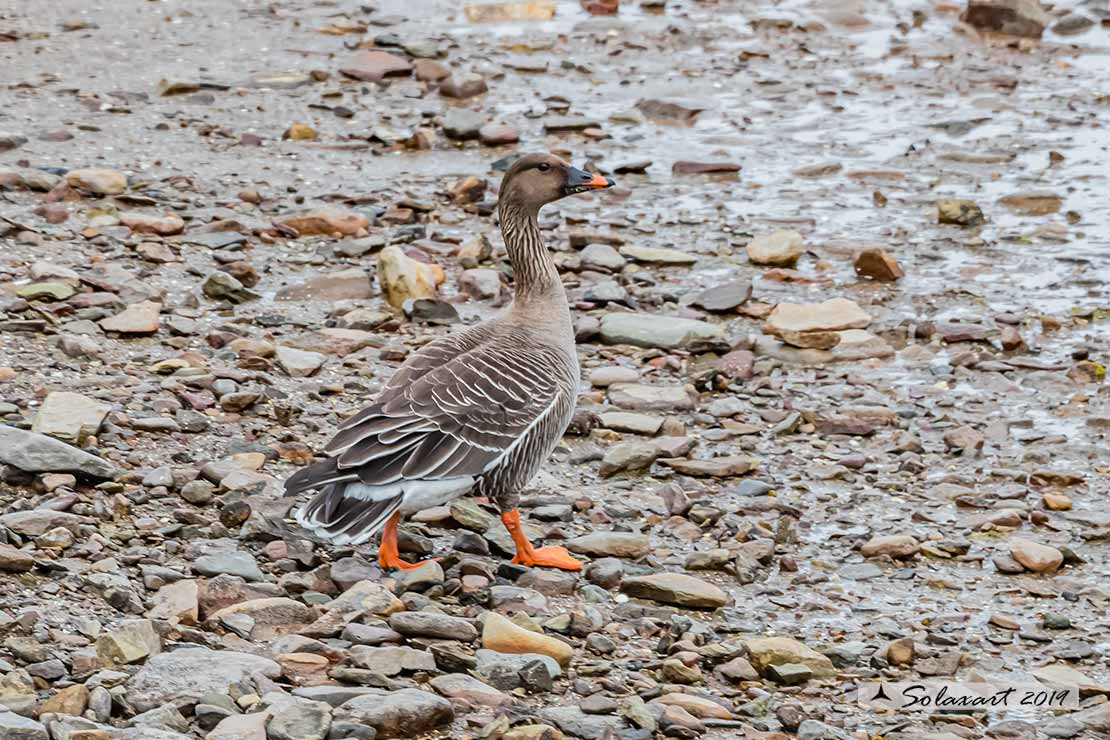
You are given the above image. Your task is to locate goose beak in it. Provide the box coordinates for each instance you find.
[564,167,615,195]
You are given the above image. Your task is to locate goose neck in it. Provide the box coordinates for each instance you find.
[498,200,562,303]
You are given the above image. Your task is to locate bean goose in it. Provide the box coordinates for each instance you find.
[286,153,614,570]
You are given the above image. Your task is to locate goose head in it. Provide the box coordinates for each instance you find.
[500,153,614,209]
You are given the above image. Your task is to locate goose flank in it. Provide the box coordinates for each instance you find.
[286,153,614,570]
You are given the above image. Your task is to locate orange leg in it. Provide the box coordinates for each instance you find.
[378,511,437,571]
[501,509,582,571]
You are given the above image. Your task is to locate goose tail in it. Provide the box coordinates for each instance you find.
[293,482,404,546]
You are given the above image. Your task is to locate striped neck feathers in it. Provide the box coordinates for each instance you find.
[498,199,563,304]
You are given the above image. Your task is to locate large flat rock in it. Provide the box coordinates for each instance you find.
[0,425,117,478]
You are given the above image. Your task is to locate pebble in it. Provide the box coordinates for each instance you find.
[280,208,369,237]
[65,168,127,195]
[567,531,650,558]
[439,73,488,99]
[333,689,453,738]
[378,246,444,308]
[481,613,573,667]
[690,279,752,312]
[747,230,804,266]
[120,211,185,236]
[620,573,729,608]
[99,300,162,334]
[0,426,117,478]
[746,636,837,679]
[339,50,414,81]
[936,199,985,226]
[1010,538,1064,573]
[853,248,904,281]
[860,534,919,559]
[962,0,1048,38]
[31,391,111,444]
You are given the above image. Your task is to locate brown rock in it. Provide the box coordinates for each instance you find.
[943,425,984,454]
[440,73,488,99]
[659,456,758,478]
[280,208,369,237]
[0,543,34,572]
[1010,539,1063,573]
[210,597,314,640]
[937,199,985,226]
[96,619,162,664]
[40,683,88,716]
[861,535,919,559]
[119,211,185,236]
[377,246,444,309]
[776,329,841,350]
[479,123,520,146]
[886,638,915,666]
[99,300,161,335]
[481,612,573,667]
[672,161,741,175]
[340,50,413,81]
[65,168,127,195]
[853,248,904,281]
[413,59,450,82]
[430,673,509,707]
[767,298,871,334]
[284,123,317,141]
[961,0,1048,38]
[146,579,200,625]
[464,1,555,22]
[745,636,836,679]
[999,191,1062,216]
[747,230,804,266]
[283,328,381,356]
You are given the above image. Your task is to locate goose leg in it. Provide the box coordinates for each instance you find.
[378,511,437,570]
[500,509,582,571]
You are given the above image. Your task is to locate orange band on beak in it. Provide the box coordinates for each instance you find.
[587,173,610,189]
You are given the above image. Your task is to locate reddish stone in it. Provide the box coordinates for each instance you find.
[853,248,904,282]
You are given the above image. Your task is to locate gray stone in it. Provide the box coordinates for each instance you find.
[334,689,452,739]
[387,612,477,641]
[428,673,509,707]
[567,532,650,558]
[608,383,697,411]
[0,425,118,478]
[600,313,725,351]
[458,268,501,300]
[265,693,332,740]
[0,711,46,740]
[474,649,560,691]
[126,647,281,713]
[442,109,484,140]
[580,244,626,271]
[690,279,752,312]
[797,719,852,740]
[194,551,264,582]
[541,706,627,740]
[0,510,90,537]
[391,561,444,593]
[621,573,730,608]
[766,662,812,685]
[31,391,111,444]
[349,646,436,676]
[292,685,386,707]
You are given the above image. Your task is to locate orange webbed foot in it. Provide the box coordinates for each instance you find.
[512,545,582,571]
[379,553,441,571]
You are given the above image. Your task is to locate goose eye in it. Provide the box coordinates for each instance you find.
[537,163,551,172]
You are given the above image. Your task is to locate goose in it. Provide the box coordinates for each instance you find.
[286,153,614,571]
